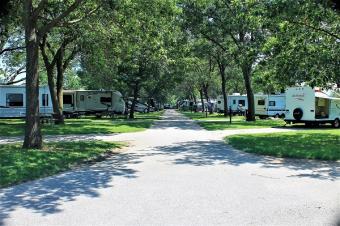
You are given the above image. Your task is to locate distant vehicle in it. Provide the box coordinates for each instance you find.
[63,90,125,117]
[285,86,340,128]
[0,85,53,118]
[254,94,286,119]
[216,94,248,114]
[178,100,193,111]
[164,104,172,109]
[127,101,153,113]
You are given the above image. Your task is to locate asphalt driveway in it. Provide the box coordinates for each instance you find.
[0,110,339,226]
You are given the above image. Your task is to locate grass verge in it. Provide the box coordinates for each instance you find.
[0,141,124,188]
[226,129,340,161]
[181,111,233,120]
[199,119,286,130]
[180,111,285,130]
[0,111,164,136]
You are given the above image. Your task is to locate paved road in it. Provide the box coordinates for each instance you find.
[1,110,339,226]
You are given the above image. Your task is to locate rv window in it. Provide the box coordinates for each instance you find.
[238,100,245,106]
[80,95,85,101]
[258,100,265,105]
[233,100,236,104]
[63,94,73,104]
[42,94,49,106]
[6,93,23,107]
[100,97,112,103]
[269,101,276,106]
[217,101,221,104]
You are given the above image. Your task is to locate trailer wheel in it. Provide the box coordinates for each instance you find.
[281,113,285,119]
[293,108,303,121]
[333,118,340,128]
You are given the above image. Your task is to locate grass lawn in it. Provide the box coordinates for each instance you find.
[199,119,286,130]
[0,111,164,136]
[0,141,124,188]
[226,129,340,161]
[180,111,285,130]
[181,111,233,120]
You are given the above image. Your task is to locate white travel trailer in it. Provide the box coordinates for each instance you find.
[285,86,340,128]
[216,94,248,114]
[254,94,286,118]
[0,85,53,118]
[63,90,125,116]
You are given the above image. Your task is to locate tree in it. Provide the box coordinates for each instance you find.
[23,0,83,148]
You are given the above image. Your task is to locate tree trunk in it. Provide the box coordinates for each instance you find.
[199,88,205,112]
[55,48,65,124]
[129,82,139,119]
[46,67,61,119]
[40,41,63,125]
[242,63,255,121]
[218,63,228,117]
[23,0,42,149]
[203,83,212,114]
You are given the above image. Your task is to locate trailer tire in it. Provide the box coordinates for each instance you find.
[281,113,285,119]
[293,108,303,121]
[333,118,340,128]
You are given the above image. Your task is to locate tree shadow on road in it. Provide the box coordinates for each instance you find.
[150,140,340,181]
[0,151,141,226]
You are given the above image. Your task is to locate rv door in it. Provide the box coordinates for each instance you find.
[255,96,267,116]
[63,93,74,111]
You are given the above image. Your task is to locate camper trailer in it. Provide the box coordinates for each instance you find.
[216,94,248,114]
[254,94,286,119]
[0,85,125,118]
[285,86,340,128]
[0,85,53,118]
[63,90,125,117]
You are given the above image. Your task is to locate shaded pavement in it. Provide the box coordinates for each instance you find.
[0,110,339,226]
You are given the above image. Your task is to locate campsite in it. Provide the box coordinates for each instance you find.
[0,1,339,225]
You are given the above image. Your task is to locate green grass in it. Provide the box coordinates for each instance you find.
[180,111,285,130]
[0,111,164,136]
[226,129,340,161]
[0,141,124,188]
[181,111,233,120]
[198,118,285,130]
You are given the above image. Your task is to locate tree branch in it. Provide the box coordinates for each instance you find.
[0,46,26,55]
[38,0,83,38]
[289,20,340,40]
[63,46,79,70]
[32,0,49,19]
[200,32,228,52]
[2,77,26,85]
[59,6,100,27]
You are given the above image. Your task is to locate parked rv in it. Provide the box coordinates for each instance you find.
[0,85,53,118]
[216,94,248,114]
[0,85,125,118]
[63,90,125,117]
[178,100,193,111]
[285,86,340,128]
[254,94,286,119]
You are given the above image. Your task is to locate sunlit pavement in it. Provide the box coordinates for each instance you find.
[1,109,339,226]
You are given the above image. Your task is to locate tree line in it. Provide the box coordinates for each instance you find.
[0,0,339,148]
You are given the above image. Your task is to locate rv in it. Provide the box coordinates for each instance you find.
[285,86,340,128]
[254,94,286,119]
[216,94,248,114]
[0,85,53,118]
[63,90,125,117]
[0,85,125,118]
